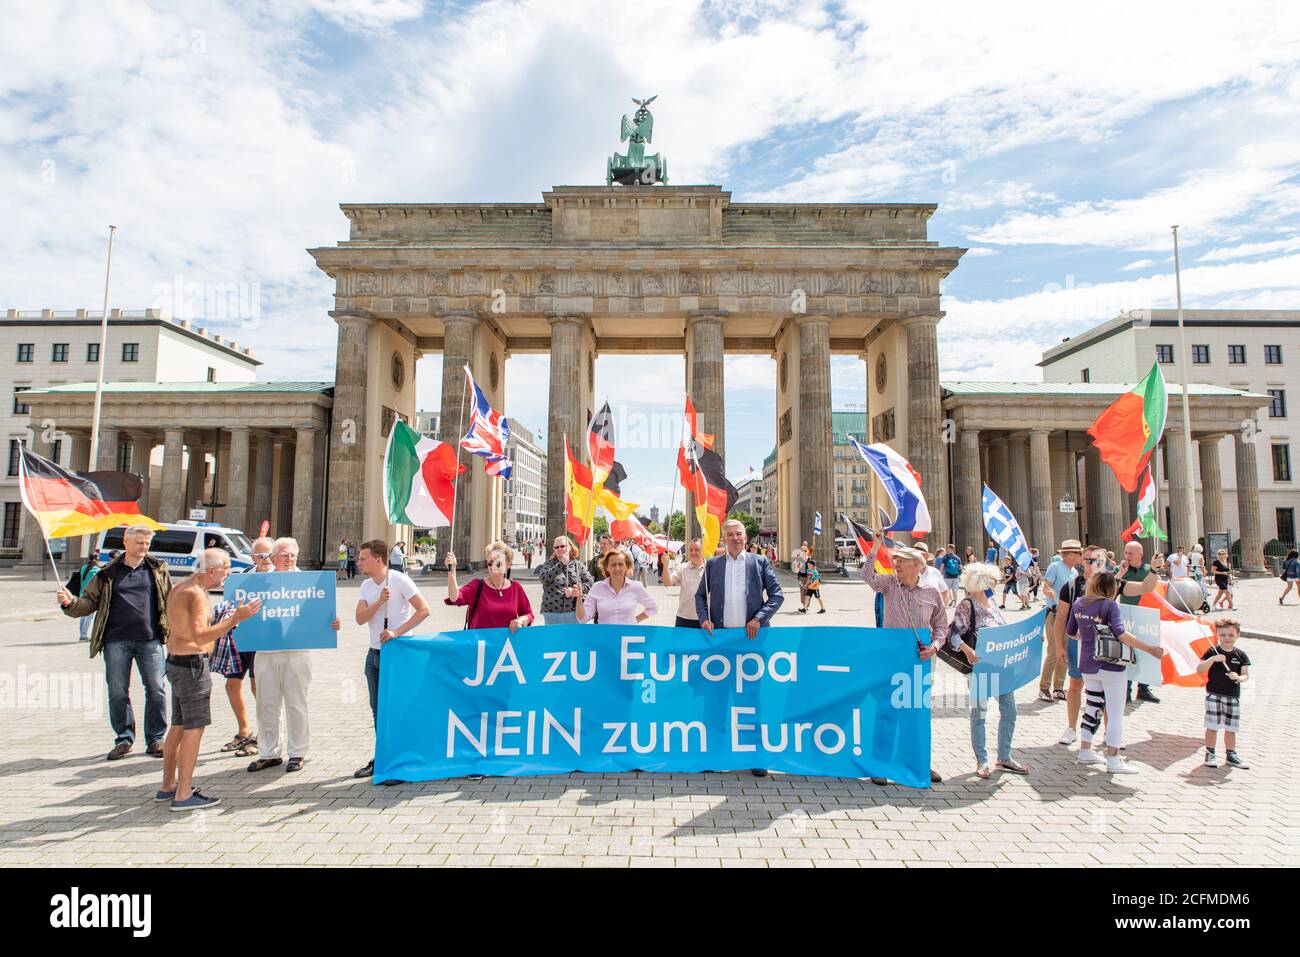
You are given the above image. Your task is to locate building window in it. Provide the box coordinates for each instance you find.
[1155,344,1175,364]
[206,367,216,383]
[1269,389,1287,418]
[3,502,20,548]
[1264,345,1283,365]
[7,439,24,477]
[122,342,139,362]
[51,439,62,464]
[16,343,33,363]
[117,440,133,473]
[51,343,69,363]
[1279,508,1296,545]
[1192,344,1210,364]
[1080,368,1091,383]
[1273,444,1292,482]
[1228,344,1246,364]
[13,388,29,415]
[87,342,100,362]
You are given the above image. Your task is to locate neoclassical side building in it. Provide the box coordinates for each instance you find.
[308,184,965,567]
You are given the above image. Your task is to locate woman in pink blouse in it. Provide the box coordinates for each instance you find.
[444,543,533,631]
[576,547,657,624]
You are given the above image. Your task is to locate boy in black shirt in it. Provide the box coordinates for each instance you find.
[1197,619,1251,768]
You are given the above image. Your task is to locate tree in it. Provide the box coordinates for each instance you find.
[645,519,662,534]
[666,510,686,541]
[729,510,759,540]
[593,516,609,538]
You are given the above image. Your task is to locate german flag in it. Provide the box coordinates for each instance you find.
[677,397,736,555]
[565,436,638,544]
[844,513,895,574]
[586,401,617,487]
[19,446,165,540]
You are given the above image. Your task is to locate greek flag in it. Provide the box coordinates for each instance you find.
[982,484,1032,571]
[813,511,822,535]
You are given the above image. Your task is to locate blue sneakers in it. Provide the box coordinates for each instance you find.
[170,789,221,812]
[154,788,176,802]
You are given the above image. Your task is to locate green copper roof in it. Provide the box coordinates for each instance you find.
[832,410,867,444]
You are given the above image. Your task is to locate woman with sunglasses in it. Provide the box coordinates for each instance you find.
[536,536,592,625]
[445,543,533,631]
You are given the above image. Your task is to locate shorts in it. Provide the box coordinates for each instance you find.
[228,651,255,681]
[1066,637,1081,680]
[1205,693,1241,732]
[166,655,213,730]
[943,576,960,591]
[797,573,808,596]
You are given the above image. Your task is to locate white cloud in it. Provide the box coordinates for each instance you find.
[1120,258,1156,271]
[1196,236,1300,262]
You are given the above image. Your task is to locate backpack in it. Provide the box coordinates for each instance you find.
[943,555,961,577]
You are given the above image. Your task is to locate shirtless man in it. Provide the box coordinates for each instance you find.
[157,548,261,811]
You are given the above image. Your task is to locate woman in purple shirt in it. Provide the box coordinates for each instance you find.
[576,548,657,625]
[1066,571,1162,774]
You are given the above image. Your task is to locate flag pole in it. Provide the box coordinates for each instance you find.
[17,452,65,586]
[448,366,470,570]
[583,400,606,559]
[82,225,116,563]
[1171,225,1198,552]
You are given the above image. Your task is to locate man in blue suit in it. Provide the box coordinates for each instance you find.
[695,519,785,637]
[695,519,785,777]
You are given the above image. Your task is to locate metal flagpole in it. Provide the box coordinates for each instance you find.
[1171,225,1199,550]
[82,225,116,565]
[447,366,470,570]
[583,401,606,560]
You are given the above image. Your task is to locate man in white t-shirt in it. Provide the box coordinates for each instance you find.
[353,539,429,781]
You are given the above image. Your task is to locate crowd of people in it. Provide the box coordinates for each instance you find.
[53,517,1267,808]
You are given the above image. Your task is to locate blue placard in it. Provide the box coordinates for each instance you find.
[969,610,1045,701]
[223,571,337,651]
[375,624,934,786]
[1119,603,1164,686]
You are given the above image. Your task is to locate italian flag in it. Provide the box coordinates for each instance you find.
[1088,362,1168,492]
[1122,465,1167,542]
[384,419,466,527]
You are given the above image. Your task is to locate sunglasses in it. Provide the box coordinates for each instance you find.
[253,552,272,559]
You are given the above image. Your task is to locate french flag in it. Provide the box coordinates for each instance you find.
[460,365,512,479]
[849,437,932,535]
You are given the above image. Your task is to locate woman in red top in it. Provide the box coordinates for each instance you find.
[444,543,533,631]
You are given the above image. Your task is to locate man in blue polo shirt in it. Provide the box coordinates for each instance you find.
[1038,539,1082,703]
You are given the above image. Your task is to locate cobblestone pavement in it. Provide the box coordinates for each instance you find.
[1,564,1296,867]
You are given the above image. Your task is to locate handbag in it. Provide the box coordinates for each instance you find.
[938,598,977,674]
[1089,601,1136,665]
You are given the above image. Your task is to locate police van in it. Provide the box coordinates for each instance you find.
[96,521,255,575]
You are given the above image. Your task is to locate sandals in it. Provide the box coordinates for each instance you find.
[1036,690,1053,703]
[247,758,282,772]
[1052,690,1067,701]
[975,762,991,780]
[222,734,257,754]
[997,758,1030,774]
[286,757,305,773]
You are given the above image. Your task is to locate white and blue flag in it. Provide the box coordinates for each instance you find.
[849,437,932,535]
[813,511,822,535]
[982,484,1032,571]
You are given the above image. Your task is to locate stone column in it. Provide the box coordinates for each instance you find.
[94,427,120,472]
[1006,433,1031,534]
[1198,434,1226,535]
[545,314,584,544]
[686,310,727,546]
[132,435,153,518]
[1083,447,1102,543]
[437,311,478,561]
[797,315,834,566]
[989,440,1009,502]
[1096,463,1126,549]
[902,316,947,543]
[954,427,983,553]
[224,427,251,533]
[326,312,371,554]
[275,439,295,537]
[249,434,275,534]
[291,428,317,564]
[185,446,207,513]
[1165,429,1196,549]
[160,429,185,522]
[1028,428,1054,552]
[1232,430,1264,571]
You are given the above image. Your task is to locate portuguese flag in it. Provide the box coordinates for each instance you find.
[384,419,465,527]
[1087,362,1168,493]
[1122,465,1167,542]
[18,446,164,539]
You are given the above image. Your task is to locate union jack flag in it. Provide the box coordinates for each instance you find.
[459,365,512,479]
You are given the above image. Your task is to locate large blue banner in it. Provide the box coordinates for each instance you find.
[969,610,1045,701]
[223,571,337,651]
[375,624,933,787]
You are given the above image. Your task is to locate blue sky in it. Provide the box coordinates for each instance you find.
[4,0,1300,516]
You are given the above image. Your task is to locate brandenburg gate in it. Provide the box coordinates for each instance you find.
[309,184,964,566]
